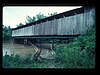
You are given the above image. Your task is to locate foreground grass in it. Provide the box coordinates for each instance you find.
[3,54,52,68]
[3,26,95,68]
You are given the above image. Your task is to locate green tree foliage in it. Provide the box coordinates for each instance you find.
[25,12,57,24]
[36,12,47,20]
[25,15,36,24]
[16,23,24,27]
[16,12,57,26]
[2,25,12,42]
[48,12,57,16]
[55,26,95,68]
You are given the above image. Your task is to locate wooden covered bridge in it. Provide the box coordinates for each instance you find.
[12,6,95,49]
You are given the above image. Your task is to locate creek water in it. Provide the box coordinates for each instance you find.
[2,42,56,59]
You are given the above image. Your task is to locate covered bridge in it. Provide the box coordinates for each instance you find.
[11,6,95,47]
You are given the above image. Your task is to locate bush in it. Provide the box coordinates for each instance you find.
[2,54,23,68]
[2,54,50,68]
[55,27,96,68]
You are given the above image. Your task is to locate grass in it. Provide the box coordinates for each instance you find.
[2,54,54,68]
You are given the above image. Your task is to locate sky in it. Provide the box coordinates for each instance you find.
[3,6,82,28]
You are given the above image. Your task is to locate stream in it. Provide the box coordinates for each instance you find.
[2,42,56,59]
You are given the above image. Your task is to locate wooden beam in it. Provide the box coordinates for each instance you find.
[51,38,55,51]
[12,35,79,39]
[24,38,27,46]
[12,38,15,44]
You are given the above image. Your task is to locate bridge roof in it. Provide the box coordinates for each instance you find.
[12,6,86,30]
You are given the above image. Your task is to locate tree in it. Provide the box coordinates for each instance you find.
[18,12,57,25]
[25,15,36,24]
[48,12,57,17]
[25,13,47,24]
[3,25,12,42]
[16,23,24,27]
[36,12,46,20]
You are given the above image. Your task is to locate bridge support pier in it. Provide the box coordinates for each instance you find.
[51,38,55,50]
[24,38,27,46]
[12,38,15,44]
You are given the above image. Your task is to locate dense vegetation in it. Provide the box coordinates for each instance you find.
[55,26,95,68]
[2,25,12,42]
[3,25,95,68]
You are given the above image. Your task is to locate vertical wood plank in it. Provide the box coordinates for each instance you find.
[12,7,95,37]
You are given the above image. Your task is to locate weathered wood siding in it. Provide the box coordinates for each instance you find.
[12,7,95,37]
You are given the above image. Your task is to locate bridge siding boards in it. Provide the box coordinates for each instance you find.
[83,7,95,33]
[12,7,95,37]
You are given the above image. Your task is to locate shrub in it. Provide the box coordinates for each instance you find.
[55,27,96,68]
[2,54,50,68]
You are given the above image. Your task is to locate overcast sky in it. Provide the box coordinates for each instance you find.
[3,6,82,28]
